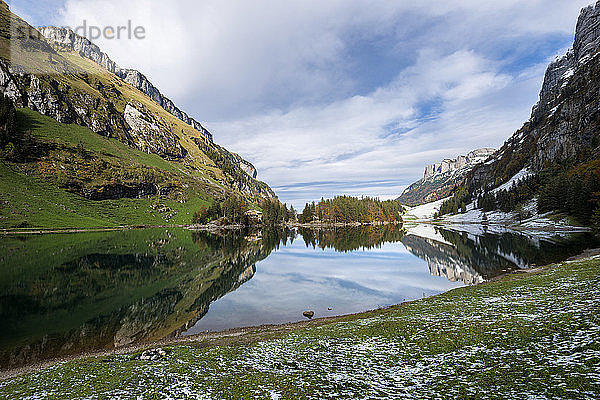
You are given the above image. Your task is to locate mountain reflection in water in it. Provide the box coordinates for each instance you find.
[402,224,600,285]
[1,224,598,371]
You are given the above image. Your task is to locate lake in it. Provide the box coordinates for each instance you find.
[1,224,598,371]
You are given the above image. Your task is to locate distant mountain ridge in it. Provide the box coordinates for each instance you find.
[398,148,495,206]
[424,148,496,178]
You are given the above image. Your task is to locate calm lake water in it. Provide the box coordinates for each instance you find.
[1,224,598,370]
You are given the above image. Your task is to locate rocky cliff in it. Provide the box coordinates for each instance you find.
[0,2,270,204]
[398,148,495,206]
[467,1,600,190]
[424,148,496,178]
[38,26,213,142]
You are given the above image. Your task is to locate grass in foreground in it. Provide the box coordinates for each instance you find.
[1,258,599,399]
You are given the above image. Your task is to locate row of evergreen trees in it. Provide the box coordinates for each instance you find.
[436,186,471,216]
[192,196,250,225]
[436,176,538,218]
[298,196,405,224]
[477,175,539,213]
[194,195,406,227]
[537,168,600,225]
[260,199,296,225]
[193,197,297,226]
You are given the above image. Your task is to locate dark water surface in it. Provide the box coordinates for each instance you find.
[1,224,598,370]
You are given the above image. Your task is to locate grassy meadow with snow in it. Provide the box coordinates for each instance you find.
[1,257,599,399]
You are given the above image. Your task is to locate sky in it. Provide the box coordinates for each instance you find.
[10,0,596,208]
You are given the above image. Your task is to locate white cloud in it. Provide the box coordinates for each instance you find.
[210,49,527,207]
[38,0,596,207]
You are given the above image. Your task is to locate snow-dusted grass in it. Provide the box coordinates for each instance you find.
[404,197,449,221]
[1,258,599,399]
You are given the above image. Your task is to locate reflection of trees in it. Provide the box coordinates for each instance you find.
[298,225,405,252]
[436,230,520,275]
[191,226,296,256]
[0,227,296,371]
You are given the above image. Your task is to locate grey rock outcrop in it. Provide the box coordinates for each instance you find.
[467,1,600,190]
[138,348,167,361]
[231,153,258,179]
[38,26,213,142]
[534,1,600,119]
[399,148,495,206]
[124,100,187,160]
[424,148,496,179]
[0,58,132,138]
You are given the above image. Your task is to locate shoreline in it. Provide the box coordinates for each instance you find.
[1,218,592,236]
[0,220,403,235]
[0,301,416,381]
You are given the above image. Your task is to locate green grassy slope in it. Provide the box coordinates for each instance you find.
[1,257,598,398]
[0,0,276,223]
[0,109,214,229]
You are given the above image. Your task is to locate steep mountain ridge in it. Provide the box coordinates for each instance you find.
[467,1,600,190]
[0,0,273,220]
[430,1,600,225]
[38,27,214,143]
[398,148,495,206]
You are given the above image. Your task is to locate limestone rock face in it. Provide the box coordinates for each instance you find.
[0,58,132,140]
[423,149,495,179]
[232,153,258,179]
[38,26,213,142]
[534,2,600,120]
[467,1,600,190]
[399,148,496,206]
[124,100,187,160]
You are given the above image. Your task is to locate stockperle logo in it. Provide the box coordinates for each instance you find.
[12,20,146,41]
[9,16,148,75]
[59,20,147,41]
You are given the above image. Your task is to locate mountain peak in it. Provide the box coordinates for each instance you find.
[398,148,496,206]
[423,148,496,179]
[537,1,600,116]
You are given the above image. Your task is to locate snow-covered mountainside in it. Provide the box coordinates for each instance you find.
[398,148,495,206]
[427,1,600,230]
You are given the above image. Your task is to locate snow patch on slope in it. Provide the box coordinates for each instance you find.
[404,197,449,220]
[492,168,534,193]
